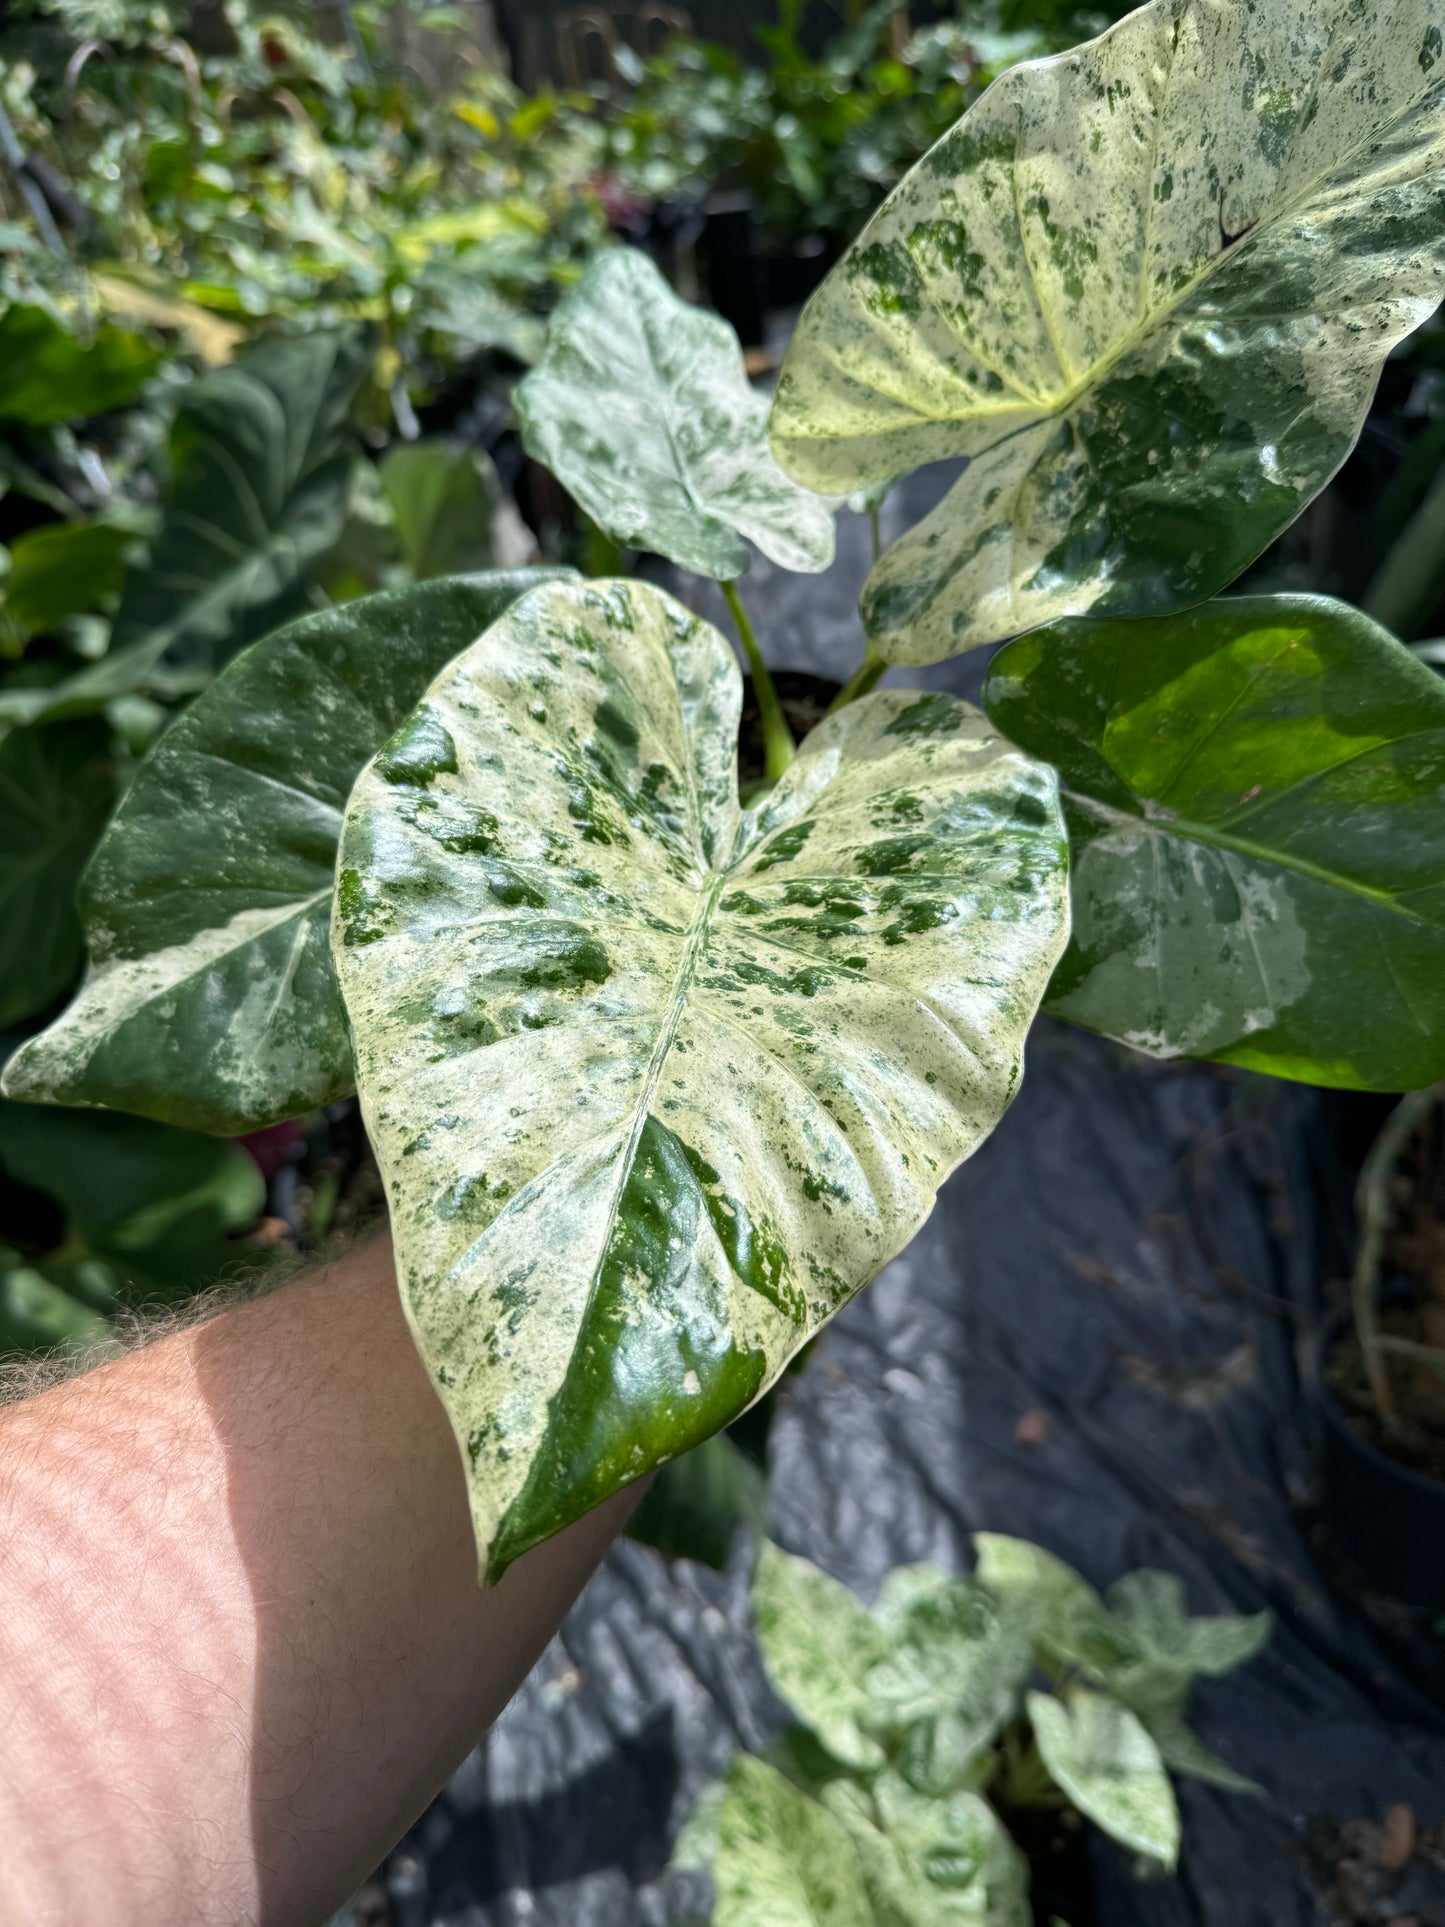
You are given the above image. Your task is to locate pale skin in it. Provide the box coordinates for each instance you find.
[0,1230,643,1926]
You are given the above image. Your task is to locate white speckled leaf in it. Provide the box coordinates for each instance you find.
[1027,1689,1181,1868]
[516,248,836,580]
[771,0,1445,662]
[753,1541,888,1771]
[331,577,1069,1580]
[3,573,568,1134]
[714,1755,873,1927]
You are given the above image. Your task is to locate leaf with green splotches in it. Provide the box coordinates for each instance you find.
[3,572,568,1135]
[1027,1688,1180,1867]
[973,1534,1120,1675]
[866,1565,1033,1794]
[983,594,1445,1091]
[516,248,836,580]
[0,303,161,426]
[0,718,118,1030]
[56,330,370,710]
[0,1097,263,1301]
[1,521,137,640]
[825,1772,1030,1927]
[380,441,511,580]
[627,1430,768,1569]
[754,1541,888,1771]
[332,576,1068,1579]
[771,0,1445,662]
[713,1754,874,1927]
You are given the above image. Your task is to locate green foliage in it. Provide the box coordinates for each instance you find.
[681,1537,1265,1916]
[0,304,160,427]
[0,718,118,1028]
[516,249,835,580]
[4,571,569,1133]
[331,576,1069,1578]
[0,1095,264,1352]
[771,0,1445,659]
[983,595,1445,1091]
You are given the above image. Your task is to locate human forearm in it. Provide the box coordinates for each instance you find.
[0,1231,639,1926]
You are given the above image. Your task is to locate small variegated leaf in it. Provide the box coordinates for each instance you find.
[753,1542,888,1771]
[516,248,836,580]
[713,1755,873,1927]
[3,572,569,1134]
[332,577,1069,1579]
[1027,1688,1181,1868]
[770,0,1445,662]
[983,595,1445,1091]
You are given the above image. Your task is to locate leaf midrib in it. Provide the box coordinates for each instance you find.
[1069,789,1435,926]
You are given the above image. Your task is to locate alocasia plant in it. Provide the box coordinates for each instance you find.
[675,1537,1267,1920]
[8,0,1445,1590]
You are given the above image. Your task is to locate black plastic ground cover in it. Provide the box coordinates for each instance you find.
[373,490,1445,1927]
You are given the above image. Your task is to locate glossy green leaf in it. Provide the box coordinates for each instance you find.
[332,577,1068,1578]
[713,1754,873,1927]
[771,0,1445,662]
[0,1097,263,1300]
[983,594,1445,1091]
[3,572,569,1135]
[754,1541,888,1770]
[0,719,117,1029]
[380,440,509,580]
[51,331,370,712]
[1027,1688,1180,1867]
[866,1566,1033,1793]
[0,303,161,427]
[516,248,836,580]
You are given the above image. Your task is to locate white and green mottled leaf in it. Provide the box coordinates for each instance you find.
[713,1754,873,1927]
[983,594,1445,1091]
[866,1565,1034,1794]
[822,1773,1030,1927]
[753,1542,888,1770]
[973,1534,1119,1674]
[516,248,836,580]
[1027,1688,1181,1867]
[332,577,1069,1579]
[3,572,568,1134]
[771,0,1445,661]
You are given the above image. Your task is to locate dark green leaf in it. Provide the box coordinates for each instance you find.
[0,304,161,427]
[4,571,570,1135]
[2,521,136,638]
[625,1431,768,1568]
[984,594,1445,1090]
[0,718,117,1029]
[380,440,507,580]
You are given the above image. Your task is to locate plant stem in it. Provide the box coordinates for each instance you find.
[868,502,882,566]
[722,578,793,783]
[827,646,888,714]
[1351,1082,1444,1436]
[1363,466,1445,640]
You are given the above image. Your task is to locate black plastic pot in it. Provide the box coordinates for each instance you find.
[1316,1307,1445,1609]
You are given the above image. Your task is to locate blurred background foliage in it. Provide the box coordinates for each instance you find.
[0,0,1438,1357]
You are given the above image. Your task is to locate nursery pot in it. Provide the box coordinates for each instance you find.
[1315,1308,1445,1609]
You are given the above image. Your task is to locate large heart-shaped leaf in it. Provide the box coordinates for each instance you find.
[0,719,118,1030]
[983,594,1445,1091]
[3,572,569,1135]
[515,248,836,580]
[39,331,371,716]
[770,0,1445,663]
[332,577,1068,1579]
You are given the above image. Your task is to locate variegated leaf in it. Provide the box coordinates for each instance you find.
[982,594,1445,1091]
[332,577,1068,1578]
[753,1541,888,1771]
[770,0,1445,662]
[3,572,568,1134]
[516,248,836,580]
[713,1755,873,1927]
[1027,1688,1181,1867]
